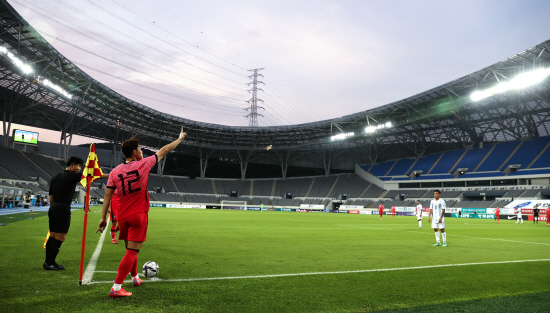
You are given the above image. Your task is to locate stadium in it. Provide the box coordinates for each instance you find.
[1,1,549,312]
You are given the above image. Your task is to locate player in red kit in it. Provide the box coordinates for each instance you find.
[108,189,120,244]
[97,128,187,298]
[379,202,384,219]
[546,205,550,226]
[391,205,396,217]
[494,206,500,223]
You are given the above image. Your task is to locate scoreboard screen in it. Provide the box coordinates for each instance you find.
[13,129,39,145]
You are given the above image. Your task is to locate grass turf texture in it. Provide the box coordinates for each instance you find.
[1,207,549,312]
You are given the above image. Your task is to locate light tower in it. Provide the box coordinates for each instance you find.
[245,68,265,127]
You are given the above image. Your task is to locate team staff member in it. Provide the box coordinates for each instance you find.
[97,128,187,298]
[44,156,108,270]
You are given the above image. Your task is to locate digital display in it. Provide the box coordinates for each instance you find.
[13,129,39,145]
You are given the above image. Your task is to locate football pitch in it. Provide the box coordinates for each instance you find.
[1,207,549,312]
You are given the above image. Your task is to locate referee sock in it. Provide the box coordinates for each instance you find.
[45,236,55,264]
[51,239,64,264]
[115,249,139,285]
[435,232,440,243]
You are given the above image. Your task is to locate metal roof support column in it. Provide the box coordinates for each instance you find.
[199,148,214,179]
[157,156,167,176]
[324,151,332,176]
[111,128,121,168]
[237,150,251,180]
[280,150,291,179]
[2,110,13,147]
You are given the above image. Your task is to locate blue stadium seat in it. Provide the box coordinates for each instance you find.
[387,158,416,176]
[368,161,395,176]
[410,153,442,174]
[452,145,492,173]
[501,137,550,170]
[430,149,465,174]
[476,141,520,172]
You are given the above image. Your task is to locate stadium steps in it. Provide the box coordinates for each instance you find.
[527,140,550,169]
[171,177,180,192]
[450,149,468,173]
[385,162,397,176]
[181,195,187,202]
[19,150,52,179]
[497,141,523,171]
[303,178,315,197]
[405,158,419,176]
[357,183,371,198]
[426,152,445,174]
[473,144,496,172]
[212,180,218,194]
[324,175,340,198]
[377,189,389,199]
[270,180,276,197]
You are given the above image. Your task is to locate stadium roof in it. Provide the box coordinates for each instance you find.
[1,0,550,173]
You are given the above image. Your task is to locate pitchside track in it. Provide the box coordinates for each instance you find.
[1,207,549,312]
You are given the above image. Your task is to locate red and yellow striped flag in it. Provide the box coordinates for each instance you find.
[80,143,104,188]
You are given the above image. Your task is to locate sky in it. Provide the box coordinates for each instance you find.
[5,0,550,144]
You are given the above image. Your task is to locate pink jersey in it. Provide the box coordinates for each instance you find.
[379,205,384,212]
[495,208,500,215]
[391,206,396,212]
[107,155,157,220]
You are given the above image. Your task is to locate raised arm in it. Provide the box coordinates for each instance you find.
[156,127,187,161]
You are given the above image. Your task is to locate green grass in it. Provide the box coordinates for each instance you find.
[1,207,549,312]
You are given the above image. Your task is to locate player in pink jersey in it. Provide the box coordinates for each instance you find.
[97,128,187,298]
[378,202,384,219]
[546,205,550,226]
[494,206,500,223]
[391,205,396,217]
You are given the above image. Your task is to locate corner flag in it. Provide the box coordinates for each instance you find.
[80,144,104,188]
[79,143,104,285]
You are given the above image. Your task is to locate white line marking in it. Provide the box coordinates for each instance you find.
[337,224,550,246]
[82,219,110,285]
[88,259,550,285]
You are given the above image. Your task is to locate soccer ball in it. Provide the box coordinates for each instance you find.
[142,261,159,278]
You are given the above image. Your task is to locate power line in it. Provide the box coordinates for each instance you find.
[16,0,247,95]
[51,0,246,85]
[74,61,246,114]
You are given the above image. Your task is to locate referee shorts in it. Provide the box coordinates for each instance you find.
[48,203,72,233]
[118,212,148,242]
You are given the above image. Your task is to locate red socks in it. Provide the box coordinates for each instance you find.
[115,249,139,284]
[131,254,138,277]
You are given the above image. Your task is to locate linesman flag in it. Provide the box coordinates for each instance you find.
[80,143,104,187]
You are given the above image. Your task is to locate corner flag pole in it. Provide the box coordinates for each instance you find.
[79,173,92,285]
[78,143,103,285]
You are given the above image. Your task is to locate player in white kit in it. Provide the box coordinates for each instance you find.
[515,205,523,224]
[428,190,447,247]
[415,200,423,229]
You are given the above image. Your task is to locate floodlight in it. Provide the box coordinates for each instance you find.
[471,68,550,101]
[330,132,354,141]
[365,126,376,133]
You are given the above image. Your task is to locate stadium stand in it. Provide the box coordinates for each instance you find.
[452,145,492,173]
[347,200,371,207]
[530,143,550,168]
[0,146,51,180]
[476,141,519,171]
[272,198,301,206]
[335,174,371,198]
[365,161,394,177]
[214,179,252,196]
[410,153,442,174]
[173,177,215,194]
[362,184,385,198]
[308,176,338,198]
[501,137,550,170]
[430,150,465,174]
[23,152,64,177]
[387,158,416,176]
[251,198,271,205]
[252,180,274,196]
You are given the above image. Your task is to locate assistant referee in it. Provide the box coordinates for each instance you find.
[44,156,108,270]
